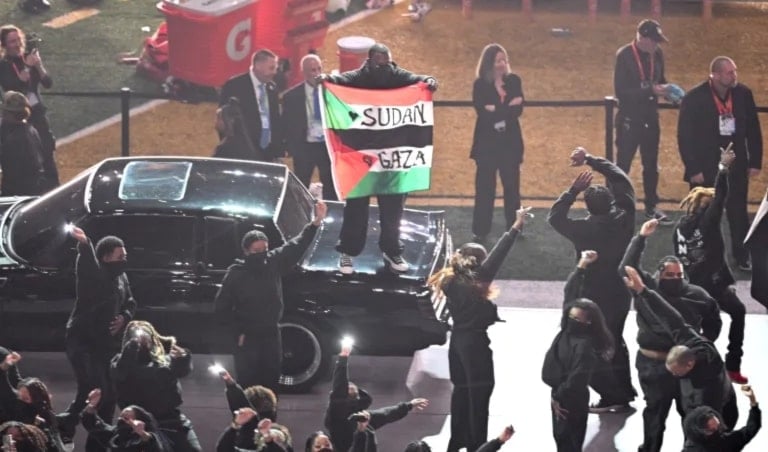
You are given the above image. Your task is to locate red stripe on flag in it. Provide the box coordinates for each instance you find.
[323,81,432,106]
[327,130,373,199]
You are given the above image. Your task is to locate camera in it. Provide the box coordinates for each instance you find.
[24,32,43,56]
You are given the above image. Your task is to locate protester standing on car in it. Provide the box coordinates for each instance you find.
[215,201,327,392]
[58,226,135,450]
[674,148,749,385]
[548,147,637,413]
[428,206,529,452]
[111,320,201,452]
[319,42,438,275]
[0,24,58,189]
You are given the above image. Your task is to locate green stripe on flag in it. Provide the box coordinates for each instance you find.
[346,167,431,198]
[323,88,357,130]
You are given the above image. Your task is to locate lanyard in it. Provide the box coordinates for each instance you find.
[709,81,733,115]
[8,57,29,86]
[631,41,654,83]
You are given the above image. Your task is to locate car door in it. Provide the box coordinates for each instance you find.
[83,214,199,344]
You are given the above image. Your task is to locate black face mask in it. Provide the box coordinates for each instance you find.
[244,253,267,271]
[658,278,685,297]
[17,400,38,423]
[116,419,133,436]
[318,449,333,452]
[103,260,127,277]
[135,346,152,364]
[566,318,591,336]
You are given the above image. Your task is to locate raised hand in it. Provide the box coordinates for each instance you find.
[623,266,645,293]
[498,424,515,443]
[233,407,257,426]
[578,250,598,268]
[569,147,589,167]
[720,144,735,168]
[86,388,102,408]
[70,226,88,244]
[569,171,593,194]
[409,398,429,410]
[640,219,659,237]
[313,200,327,226]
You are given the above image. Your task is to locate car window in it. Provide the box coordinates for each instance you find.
[276,172,314,240]
[203,217,240,270]
[85,215,196,270]
[118,161,192,201]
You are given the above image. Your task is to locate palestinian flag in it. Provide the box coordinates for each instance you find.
[321,82,433,199]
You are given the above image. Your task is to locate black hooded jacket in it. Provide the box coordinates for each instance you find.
[81,409,172,452]
[324,356,414,452]
[634,287,732,413]
[548,156,635,313]
[683,405,761,451]
[214,223,318,336]
[443,228,519,331]
[326,60,434,90]
[66,239,136,349]
[620,234,722,351]
[675,168,734,294]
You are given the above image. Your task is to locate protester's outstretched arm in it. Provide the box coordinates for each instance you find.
[619,219,658,286]
[478,207,529,281]
[274,201,326,274]
[548,168,593,243]
[729,385,762,449]
[564,250,597,303]
[475,425,514,452]
[580,148,635,214]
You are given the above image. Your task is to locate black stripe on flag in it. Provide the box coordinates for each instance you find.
[332,125,433,150]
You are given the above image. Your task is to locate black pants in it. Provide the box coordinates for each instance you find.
[636,352,684,452]
[471,153,521,237]
[30,105,58,190]
[159,415,202,452]
[708,285,746,372]
[233,328,282,393]
[749,233,768,308]
[589,306,635,403]
[615,115,659,211]
[335,194,405,257]
[447,330,494,452]
[63,336,116,452]
[293,142,338,200]
[551,391,589,452]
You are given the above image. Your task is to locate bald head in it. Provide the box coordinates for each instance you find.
[666,345,697,377]
[709,56,737,91]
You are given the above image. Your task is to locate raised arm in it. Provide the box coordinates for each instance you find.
[564,250,597,303]
[273,202,325,274]
[619,219,660,286]
[586,155,635,215]
[477,207,529,281]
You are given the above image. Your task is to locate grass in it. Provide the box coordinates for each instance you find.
[443,206,750,280]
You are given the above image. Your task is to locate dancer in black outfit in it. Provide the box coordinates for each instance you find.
[212,97,259,161]
[548,147,636,412]
[674,148,749,384]
[428,206,530,452]
[542,250,615,452]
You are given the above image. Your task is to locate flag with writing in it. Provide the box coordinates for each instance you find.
[321,82,433,199]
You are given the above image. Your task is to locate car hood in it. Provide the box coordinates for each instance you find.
[302,201,449,280]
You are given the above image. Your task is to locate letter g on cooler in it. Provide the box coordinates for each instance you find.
[226,18,251,62]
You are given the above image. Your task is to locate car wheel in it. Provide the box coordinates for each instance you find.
[278,318,330,393]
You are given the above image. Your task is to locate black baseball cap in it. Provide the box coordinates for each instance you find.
[637,19,669,43]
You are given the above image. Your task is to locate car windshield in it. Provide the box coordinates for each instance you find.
[8,167,92,268]
[119,161,193,201]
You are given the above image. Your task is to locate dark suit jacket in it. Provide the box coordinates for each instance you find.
[282,81,314,157]
[677,80,763,183]
[219,72,282,160]
[470,74,524,163]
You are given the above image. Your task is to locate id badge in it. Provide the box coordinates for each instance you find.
[493,120,506,132]
[640,81,651,90]
[719,113,735,136]
[27,92,39,106]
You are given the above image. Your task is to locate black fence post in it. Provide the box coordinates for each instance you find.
[121,87,131,157]
[604,96,615,162]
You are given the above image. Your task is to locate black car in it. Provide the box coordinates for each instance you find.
[0,157,451,391]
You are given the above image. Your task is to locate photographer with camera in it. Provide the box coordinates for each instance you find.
[0,24,58,190]
[324,337,428,452]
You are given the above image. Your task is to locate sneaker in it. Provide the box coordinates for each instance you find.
[339,253,354,275]
[736,258,752,272]
[383,253,409,273]
[728,370,749,384]
[589,399,632,414]
[645,208,673,225]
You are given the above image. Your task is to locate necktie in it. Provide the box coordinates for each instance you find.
[313,86,322,121]
[258,83,271,149]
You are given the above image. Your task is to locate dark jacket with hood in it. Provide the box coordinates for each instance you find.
[541,267,598,407]
[0,347,22,423]
[682,404,761,451]
[620,234,722,351]
[110,341,193,426]
[81,408,172,452]
[326,59,434,90]
[548,156,634,315]
[634,287,733,413]
[324,356,414,452]
[66,239,136,350]
[0,120,48,196]
[443,228,519,332]
[675,168,734,295]
[0,371,65,451]
[214,223,318,336]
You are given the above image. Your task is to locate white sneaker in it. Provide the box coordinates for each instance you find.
[383,253,409,272]
[339,253,354,274]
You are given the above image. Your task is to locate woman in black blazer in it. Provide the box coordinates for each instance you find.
[470,44,524,243]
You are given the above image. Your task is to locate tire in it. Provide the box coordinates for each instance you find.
[278,318,330,393]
